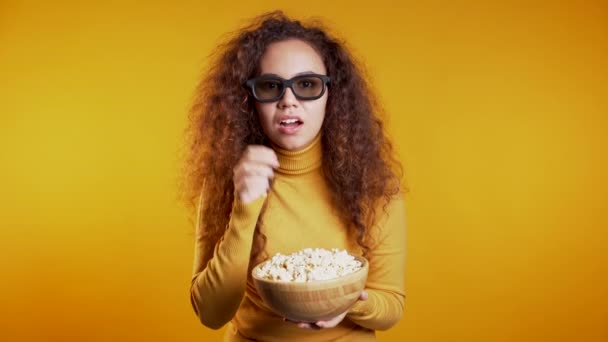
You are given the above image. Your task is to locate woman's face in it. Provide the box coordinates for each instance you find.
[254,39,328,151]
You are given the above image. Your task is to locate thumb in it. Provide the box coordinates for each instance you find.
[359,290,368,301]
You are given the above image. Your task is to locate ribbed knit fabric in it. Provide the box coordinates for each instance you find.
[270,133,323,175]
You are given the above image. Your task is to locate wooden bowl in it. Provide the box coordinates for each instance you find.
[251,256,368,322]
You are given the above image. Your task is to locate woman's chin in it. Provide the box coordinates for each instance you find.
[273,137,307,151]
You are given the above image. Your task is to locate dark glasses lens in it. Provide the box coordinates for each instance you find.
[292,76,324,98]
[246,74,330,102]
[255,79,283,100]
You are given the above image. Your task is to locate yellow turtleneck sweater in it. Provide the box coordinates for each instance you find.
[190,134,407,341]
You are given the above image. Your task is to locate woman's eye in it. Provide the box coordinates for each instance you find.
[298,80,312,88]
[261,81,278,89]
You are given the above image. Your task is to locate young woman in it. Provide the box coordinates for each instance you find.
[182,10,407,341]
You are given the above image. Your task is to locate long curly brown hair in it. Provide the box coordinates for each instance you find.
[179,10,405,272]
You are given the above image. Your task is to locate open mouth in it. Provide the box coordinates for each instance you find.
[279,118,303,127]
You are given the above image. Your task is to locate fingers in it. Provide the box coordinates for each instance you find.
[233,162,276,181]
[315,321,329,328]
[315,311,346,329]
[297,322,320,330]
[291,294,367,330]
[283,318,319,330]
[284,311,347,330]
[233,145,280,204]
[242,145,280,168]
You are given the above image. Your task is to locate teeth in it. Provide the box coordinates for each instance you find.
[281,118,299,124]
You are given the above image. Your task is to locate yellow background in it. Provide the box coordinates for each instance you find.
[1,0,606,341]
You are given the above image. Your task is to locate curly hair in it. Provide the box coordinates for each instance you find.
[179,10,405,272]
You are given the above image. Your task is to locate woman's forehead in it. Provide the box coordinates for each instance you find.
[259,39,326,78]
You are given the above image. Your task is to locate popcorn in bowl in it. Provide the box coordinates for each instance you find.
[254,248,362,282]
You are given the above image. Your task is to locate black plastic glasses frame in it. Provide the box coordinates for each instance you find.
[244,74,331,103]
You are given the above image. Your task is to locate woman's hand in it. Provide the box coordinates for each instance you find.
[233,145,280,204]
[285,290,368,330]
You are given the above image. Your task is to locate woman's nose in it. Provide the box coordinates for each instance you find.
[278,87,298,107]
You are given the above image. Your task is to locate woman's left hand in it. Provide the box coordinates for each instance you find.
[284,290,368,330]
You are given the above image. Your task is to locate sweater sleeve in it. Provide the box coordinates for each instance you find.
[346,192,407,330]
[189,193,266,329]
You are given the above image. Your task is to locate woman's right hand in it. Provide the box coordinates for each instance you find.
[233,145,280,205]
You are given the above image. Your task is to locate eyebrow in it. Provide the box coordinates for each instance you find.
[260,71,318,78]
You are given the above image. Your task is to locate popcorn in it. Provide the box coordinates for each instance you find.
[254,248,362,282]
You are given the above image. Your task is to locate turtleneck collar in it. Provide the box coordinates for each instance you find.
[271,133,323,175]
